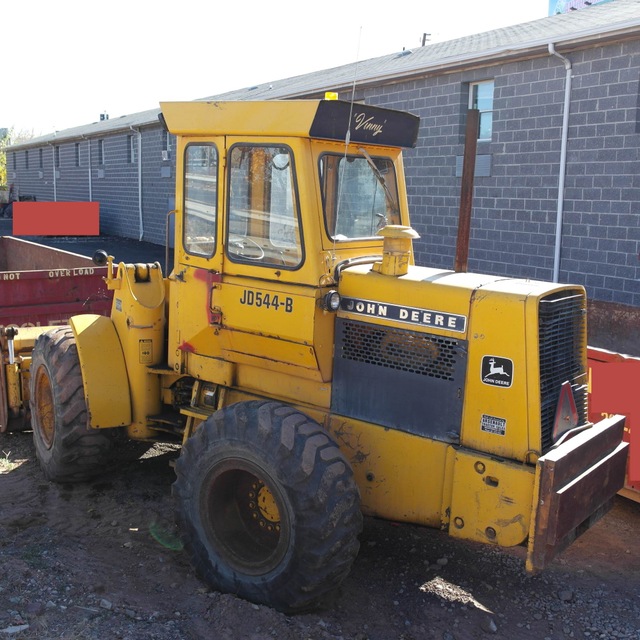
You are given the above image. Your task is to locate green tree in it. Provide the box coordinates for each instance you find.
[0,128,36,187]
[0,128,9,186]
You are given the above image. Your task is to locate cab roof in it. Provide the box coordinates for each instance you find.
[159,100,420,148]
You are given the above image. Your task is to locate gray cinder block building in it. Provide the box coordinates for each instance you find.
[6,0,640,352]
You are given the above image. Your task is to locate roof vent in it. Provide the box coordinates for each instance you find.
[396,49,413,58]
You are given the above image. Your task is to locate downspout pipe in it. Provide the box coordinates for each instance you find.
[48,142,57,202]
[82,136,92,202]
[548,43,572,283]
[130,126,144,241]
[86,137,93,202]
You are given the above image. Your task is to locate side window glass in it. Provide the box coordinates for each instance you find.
[320,153,399,240]
[470,80,494,140]
[184,144,217,257]
[227,145,303,268]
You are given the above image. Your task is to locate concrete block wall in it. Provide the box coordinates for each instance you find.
[91,132,141,238]
[140,128,176,245]
[363,39,640,307]
[56,141,91,202]
[562,41,640,306]
[7,146,55,202]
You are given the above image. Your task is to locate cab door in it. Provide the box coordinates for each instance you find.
[168,138,226,373]
[214,139,327,381]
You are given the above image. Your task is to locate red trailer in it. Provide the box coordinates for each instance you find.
[0,236,111,330]
[1,236,112,432]
[588,347,640,502]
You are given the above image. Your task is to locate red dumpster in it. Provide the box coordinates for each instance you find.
[0,236,112,330]
[588,346,640,501]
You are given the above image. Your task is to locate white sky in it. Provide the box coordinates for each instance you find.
[3,0,549,137]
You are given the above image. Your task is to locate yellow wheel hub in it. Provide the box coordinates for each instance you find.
[257,484,280,523]
[35,368,55,449]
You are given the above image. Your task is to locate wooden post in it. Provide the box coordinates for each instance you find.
[454,109,479,273]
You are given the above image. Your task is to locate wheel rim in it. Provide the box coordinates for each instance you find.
[34,366,55,449]
[202,459,290,576]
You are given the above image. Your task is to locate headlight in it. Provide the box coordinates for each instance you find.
[321,290,341,312]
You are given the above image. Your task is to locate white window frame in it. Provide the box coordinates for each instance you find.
[469,80,494,140]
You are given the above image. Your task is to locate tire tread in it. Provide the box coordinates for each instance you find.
[30,327,113,483]
[173,400,362,613]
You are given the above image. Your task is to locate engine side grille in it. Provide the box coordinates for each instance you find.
[538,290,588,453]
[340,321,459,381]
[332,318,467,441]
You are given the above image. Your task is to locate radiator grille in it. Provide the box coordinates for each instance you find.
[538,290,588,453]
[340,321,459,381]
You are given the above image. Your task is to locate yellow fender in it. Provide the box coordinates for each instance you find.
[69,314,131,429]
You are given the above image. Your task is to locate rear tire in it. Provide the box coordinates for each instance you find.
[30,327,114,483]
[173,400,362,613]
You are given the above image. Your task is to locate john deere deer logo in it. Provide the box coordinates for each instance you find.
[481,356,513,388]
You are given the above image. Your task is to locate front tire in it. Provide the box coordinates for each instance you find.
[173,400,362,613]
[29,327,113,483]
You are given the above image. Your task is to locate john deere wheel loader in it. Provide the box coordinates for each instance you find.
[1,99,628,613]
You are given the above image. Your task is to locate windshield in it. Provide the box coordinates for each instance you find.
[319,152,400,240]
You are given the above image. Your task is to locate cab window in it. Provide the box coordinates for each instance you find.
[320,152,399,240]
[226,145,303,268]
[183,143,218,257]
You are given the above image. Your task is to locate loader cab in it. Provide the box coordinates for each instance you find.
[160,99,419,389]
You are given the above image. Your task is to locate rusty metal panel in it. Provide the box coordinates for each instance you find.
[526,414,628,572]
[587,300,640,356]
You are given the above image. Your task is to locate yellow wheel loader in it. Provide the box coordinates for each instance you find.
[0,98,628,613]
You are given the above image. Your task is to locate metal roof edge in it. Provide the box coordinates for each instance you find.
[223,19,640,101]
[6,109,162,151]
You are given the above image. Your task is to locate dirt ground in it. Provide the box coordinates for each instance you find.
[1,432,639,640]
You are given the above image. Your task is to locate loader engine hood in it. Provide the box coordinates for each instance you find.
[332,263,589,461]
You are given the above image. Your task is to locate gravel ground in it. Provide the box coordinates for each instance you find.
[1,227,639,639]
[1,431,639,640]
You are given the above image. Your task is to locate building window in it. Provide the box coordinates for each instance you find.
[75,143,80,167]
[39,148,43,168]
[163,131,172,152]
[128,135,137,164]
[54,146,60,168]
[98,139,104,165]
[12,153,16,170]
[469,80,494,140]
[25,150,29,169]
[162,131,173,161]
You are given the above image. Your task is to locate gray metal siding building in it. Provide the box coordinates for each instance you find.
[6,0,640,348]
[8,115,176,243]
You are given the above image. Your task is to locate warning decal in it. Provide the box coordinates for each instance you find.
[481,414,507,436]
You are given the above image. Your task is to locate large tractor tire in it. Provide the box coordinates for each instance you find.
[29,327,114,483]
[173,400,362,613]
